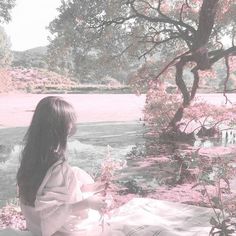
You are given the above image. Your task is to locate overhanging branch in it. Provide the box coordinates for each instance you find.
[128,0,196,34]
[154,50,191,81]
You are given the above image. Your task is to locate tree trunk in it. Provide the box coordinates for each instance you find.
[168,0,220,130]
[192,0,220,70]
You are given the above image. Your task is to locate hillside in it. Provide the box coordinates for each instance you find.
[23,46,48,55]
[0,46,130,93]
[12,46,48,69]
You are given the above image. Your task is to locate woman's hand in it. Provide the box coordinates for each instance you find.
[81,181,106,193]
[85,195,107,212]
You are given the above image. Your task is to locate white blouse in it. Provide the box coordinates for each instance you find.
[20,160,101,236]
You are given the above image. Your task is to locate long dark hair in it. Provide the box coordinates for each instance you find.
[17,96,77,206]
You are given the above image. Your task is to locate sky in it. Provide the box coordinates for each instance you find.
[4,0,61,51]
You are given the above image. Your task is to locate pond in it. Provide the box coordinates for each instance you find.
[1,120,236,208]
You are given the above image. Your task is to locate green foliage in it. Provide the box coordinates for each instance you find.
[47,0,139,83]
[0,26,12,67]
[0,0,15,23]
[12,46,48,69]
[49,0,236,70]
[0,1,15,69]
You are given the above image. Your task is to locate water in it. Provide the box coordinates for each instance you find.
[0,121,145,207]
[1,121,236,207]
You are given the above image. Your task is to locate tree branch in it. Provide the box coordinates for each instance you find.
[175,58,190,107]
[209,46,236,65]
[136,28,179,43]
[179,0,191,22]
[154,50,191,81]
[137,36,181,60]
[190,67,200,100]
[128,0,196,34]
[223,55,232,104]
[88,15,137,29]
[111,43,134,59]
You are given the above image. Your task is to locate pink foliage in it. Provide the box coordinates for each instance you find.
[99,146,127,230]
[184,100,236,126]
[0,69,13,92]
[144,80,181,131]
[144,77,236,134]
[9,67,78,92]
[198,69,217,79]
[0,204,26,230]
[100,146,127,184]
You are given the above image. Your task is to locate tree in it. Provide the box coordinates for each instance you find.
[0,0,15,23]
[50,0,236,132]
[0,26,12,66]
[0,0,16,92]
[0,0,16,67]
[47,0,139,83]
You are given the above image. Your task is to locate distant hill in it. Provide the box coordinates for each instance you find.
[23,46,48,55]
[12,46,48,69]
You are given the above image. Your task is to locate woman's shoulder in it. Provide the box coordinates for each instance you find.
[43,160,74,188]
[71,166,94,184]
[50,159,69,172]
[46,161,94,187]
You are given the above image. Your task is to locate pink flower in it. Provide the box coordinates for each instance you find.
[100,145,127,183]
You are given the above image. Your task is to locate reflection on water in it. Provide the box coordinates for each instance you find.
[194,129,236,147]
[222,129,236,146]
[0,123,235,207]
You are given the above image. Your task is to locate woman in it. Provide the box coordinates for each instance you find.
[17,96,107,236]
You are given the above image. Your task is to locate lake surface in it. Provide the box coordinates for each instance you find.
[0,121,145,207]
[1,93,236,128]
[0,94,146,127]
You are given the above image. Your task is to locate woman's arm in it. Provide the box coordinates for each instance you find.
[81,181,106,193]
[70,198,88,214]
[71,194,107,215]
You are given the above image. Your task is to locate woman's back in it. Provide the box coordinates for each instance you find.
[21,159,102,236]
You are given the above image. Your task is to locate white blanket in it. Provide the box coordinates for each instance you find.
[0,198,215,236]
